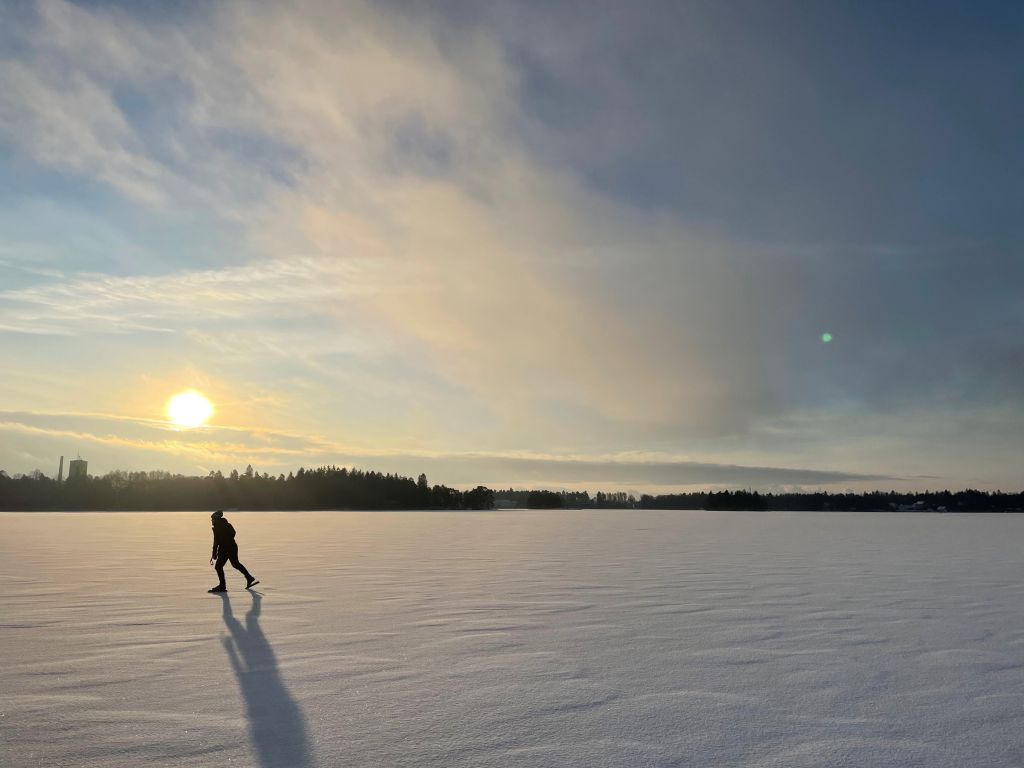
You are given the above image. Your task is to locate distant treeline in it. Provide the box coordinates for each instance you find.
[637,489,1024,512]
[493,489,633,509]
[502,488,1024,512]
[1,465,1022,512]
[0,465,494,511]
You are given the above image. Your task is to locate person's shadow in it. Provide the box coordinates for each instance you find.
[219,592,315,768]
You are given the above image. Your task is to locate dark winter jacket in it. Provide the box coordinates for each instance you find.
[211,517,237,558]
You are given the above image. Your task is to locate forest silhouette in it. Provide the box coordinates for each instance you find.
[1,464,1022,512]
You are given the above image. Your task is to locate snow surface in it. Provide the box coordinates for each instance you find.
[2,510,1023,767]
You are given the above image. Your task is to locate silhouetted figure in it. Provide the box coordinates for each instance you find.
[209,510,258,592]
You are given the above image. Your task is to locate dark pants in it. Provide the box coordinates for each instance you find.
[215,545,253,588]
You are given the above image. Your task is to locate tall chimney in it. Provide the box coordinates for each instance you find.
[58,455,64,483]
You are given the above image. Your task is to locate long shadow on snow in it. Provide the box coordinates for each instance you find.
[219,591,314,768]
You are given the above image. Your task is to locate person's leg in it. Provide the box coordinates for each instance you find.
[215,553,229,589]
[228,549,254,581]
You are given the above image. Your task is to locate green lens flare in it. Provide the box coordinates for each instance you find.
[821,332,833,343]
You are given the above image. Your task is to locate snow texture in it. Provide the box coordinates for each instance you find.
[2,510,1023,767]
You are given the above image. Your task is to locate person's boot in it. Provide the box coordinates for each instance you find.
[245,576,259,589]
[208,585,227,593]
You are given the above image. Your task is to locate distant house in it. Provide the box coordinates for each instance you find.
[897,500,928,512]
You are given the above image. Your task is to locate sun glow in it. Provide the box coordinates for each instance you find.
[167,390,214,428]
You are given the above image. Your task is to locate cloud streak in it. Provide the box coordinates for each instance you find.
[0,411,891,490]
[0,256,399,335]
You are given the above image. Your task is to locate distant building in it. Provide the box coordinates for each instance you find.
[68,458,88,480]
[57,456,64,483]
[896,500,928,512]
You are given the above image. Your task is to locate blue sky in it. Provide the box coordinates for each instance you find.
[1,0,1021,491]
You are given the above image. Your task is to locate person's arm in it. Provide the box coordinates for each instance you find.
[210,527,218,564]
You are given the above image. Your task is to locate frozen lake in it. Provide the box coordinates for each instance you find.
[2,510,1023,767]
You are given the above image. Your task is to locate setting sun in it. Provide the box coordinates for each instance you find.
[166,390,214,428]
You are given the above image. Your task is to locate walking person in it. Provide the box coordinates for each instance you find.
[209,510,258,593]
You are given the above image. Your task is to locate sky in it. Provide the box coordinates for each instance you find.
[0,0,1022,492]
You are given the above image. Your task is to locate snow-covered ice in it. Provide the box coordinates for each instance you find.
[2,510,1023,767]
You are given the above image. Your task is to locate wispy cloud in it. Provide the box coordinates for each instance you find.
[0,411,892,489]
[0,256,395,335]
